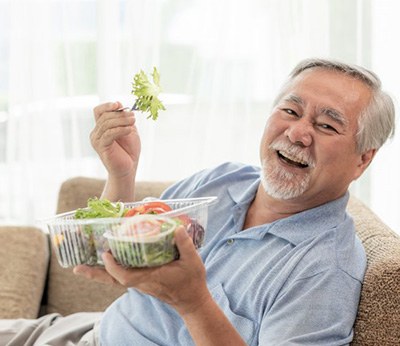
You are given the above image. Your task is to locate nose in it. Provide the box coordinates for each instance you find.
[284,119,313,147]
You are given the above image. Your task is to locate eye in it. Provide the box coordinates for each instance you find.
[318,123,338,133]
[282,108,299,117]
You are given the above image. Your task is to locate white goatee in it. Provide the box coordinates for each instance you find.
[260,139,314,200]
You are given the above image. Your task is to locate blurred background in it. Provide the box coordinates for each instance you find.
[0,0,399,233]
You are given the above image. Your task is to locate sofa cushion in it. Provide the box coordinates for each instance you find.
[0,226,49,319]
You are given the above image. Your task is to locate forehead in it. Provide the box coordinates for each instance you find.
[280,68,372,121]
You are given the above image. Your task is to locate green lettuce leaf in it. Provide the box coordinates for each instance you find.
[75,197,125,219]
[131,67,166,120]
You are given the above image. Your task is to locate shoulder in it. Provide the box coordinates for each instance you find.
[161,162,260,199]
[191,161,260,181]
[290,217,366,284]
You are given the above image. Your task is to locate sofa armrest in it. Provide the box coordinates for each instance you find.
[348,196,400,345]
[0,226,49,319]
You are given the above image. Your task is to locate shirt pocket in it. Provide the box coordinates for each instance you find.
[209,283,257,345]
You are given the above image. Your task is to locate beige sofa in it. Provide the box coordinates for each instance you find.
[1,177,399,345]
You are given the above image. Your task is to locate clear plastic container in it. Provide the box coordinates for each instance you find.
[44,196,216,268]
[104,215,178,267]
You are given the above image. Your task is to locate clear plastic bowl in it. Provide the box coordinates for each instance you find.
[44,196,216,268]
[104,215,178,267]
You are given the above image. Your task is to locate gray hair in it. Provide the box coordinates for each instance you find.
[273,58,395,153]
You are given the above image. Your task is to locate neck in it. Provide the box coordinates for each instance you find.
[243,184,343,230]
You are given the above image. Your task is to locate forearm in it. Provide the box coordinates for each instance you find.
[180,295,247,346]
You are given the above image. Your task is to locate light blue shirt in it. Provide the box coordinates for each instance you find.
[99,162,366,346]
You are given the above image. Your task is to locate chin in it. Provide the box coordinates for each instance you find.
[260,159,311,200]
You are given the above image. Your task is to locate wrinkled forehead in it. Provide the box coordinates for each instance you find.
[275,68,373,110]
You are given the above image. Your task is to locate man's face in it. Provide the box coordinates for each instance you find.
[259,68,374,205]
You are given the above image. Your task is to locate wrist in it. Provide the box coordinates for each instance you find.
[176,289,214,319]
[102,172,136,202]
[177,291,248,346]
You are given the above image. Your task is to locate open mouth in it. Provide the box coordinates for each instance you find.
[277,150,309,168]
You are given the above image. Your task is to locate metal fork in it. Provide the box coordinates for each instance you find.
[117,100,139,112]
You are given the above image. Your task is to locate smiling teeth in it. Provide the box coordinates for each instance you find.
[279,150,308,166]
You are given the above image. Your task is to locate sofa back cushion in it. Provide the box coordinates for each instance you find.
[45,177,172,315]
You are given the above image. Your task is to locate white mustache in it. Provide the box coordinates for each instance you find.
[270,139,315,168]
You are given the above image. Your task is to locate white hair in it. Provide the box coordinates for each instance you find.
[273,58,396,153]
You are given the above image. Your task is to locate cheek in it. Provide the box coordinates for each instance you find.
[260,117,287,159]
[316,142,359,170]
[261,116,284,142]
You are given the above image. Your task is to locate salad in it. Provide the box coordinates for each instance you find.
[51,197,205,267]
[105,215,178,267]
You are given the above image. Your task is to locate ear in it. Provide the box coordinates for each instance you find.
[353,148,377,180]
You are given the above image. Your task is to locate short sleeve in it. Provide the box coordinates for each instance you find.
[259,269,362,345]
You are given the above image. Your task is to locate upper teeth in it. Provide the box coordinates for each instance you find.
[279,150,308,166]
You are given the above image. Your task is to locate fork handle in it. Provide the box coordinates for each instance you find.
[117,100,139,112]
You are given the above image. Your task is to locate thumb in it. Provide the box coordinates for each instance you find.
[113,100,123,109]
[174,225,196,260]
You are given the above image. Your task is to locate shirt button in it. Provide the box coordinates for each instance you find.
[227,239,235,245]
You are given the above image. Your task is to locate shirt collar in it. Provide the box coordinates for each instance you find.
[268,192,349,245]
[227,178,260,205]
[228,179,350,245]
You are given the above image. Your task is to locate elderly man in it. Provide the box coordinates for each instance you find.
[0,58,395,346]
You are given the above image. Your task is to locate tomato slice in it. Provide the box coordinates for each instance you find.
[124,207,141,217]
[142,201,172,213]
[125,201,172,217]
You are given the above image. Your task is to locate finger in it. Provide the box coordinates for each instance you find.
[95,114,134,139]
[93,101,123,121]
[102,252,153,287]
[91,114,135,148]
[91,125,134,151]
[73,264,120,285]
[102,251,120,270]
[92,126,129,147]
[102,252,136,285]
[174,226,197,261]
[96,112,135,132]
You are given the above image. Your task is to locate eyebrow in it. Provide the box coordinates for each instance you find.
[282,94,348,126]
[283,94,304,106]
[320,107,348,126]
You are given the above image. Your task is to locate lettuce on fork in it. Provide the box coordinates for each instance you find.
[131,67,166,120]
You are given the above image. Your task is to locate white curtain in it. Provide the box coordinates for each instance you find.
[369,0,400,234]
[0,0,399,233]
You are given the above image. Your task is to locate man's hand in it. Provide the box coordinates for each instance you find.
[74,227,211,316]
[90,101,141,201]
[73,264,123,287]
[74,228,247,345]
[90,102,141,180]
